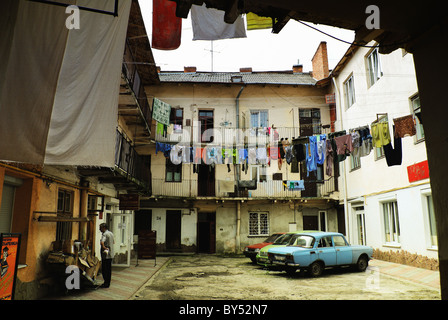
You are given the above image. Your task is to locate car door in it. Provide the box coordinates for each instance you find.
[333,235,353,265]
[317,236,336,266]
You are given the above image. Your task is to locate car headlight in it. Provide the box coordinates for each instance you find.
[244,247,249,251]
[254,248,260,252]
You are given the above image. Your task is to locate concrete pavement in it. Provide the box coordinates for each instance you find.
[47,255,440,300]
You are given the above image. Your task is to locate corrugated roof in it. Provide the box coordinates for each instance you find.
[158,71,317,86]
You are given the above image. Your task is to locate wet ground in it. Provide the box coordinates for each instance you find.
[133,254,441,300]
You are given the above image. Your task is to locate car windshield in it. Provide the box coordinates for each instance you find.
[264,234,282,243]
[287,234,315,248]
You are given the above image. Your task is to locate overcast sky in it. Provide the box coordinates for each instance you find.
[138,1,355,73]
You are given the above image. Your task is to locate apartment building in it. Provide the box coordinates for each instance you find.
[143,42,345,254]
[330,42,437,269]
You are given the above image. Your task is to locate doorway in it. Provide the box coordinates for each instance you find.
[166,210,182,251]
[198,164,215,196]
[197,212,216,253]
[303,215,318,230]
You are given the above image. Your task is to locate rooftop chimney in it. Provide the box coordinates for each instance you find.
[293,64,303,73]
[311,42,329,80]
[184,66,197,73]
[239,67,252,73]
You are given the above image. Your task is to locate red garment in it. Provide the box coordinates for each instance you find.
[152,0,182,50]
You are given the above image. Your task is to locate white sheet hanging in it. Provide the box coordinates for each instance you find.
[0,0,132,167]
[191,3,247,41]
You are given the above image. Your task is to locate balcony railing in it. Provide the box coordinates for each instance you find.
[122,39,152,133]
[154,125,332,145]
[115,130,151,189]
[151,176,336,199]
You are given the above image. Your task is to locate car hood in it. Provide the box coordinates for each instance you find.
[247,242,273,250]
[260,244,286,252]
[268,246,312,255]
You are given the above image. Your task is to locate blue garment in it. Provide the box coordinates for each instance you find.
[155,142,172,158]
[316,134,326,165]
[306,136,317,176]
[288,180,305,190]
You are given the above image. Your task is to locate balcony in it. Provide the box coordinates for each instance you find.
[154,125,331,146]
[119,39,153,146]
[150,176,337,200]
[78,130,151,194]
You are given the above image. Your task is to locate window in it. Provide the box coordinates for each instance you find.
[250,110,268,128]
[333,235,348,247]
[249,212,269,236]
[56,189,73,241]
[354,205,366,245]
[426,195,437,247]
[383,201,400,244]
[199,110,214,142]
[350,152,361,171]
[251,165,267,182]
[411,94,424,141]
[170,108,183,132]
[344,75,356,109]
[165,158,182,182]
[366,47,383,87]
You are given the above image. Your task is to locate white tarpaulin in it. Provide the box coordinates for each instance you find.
[0,0,132,167]
[191,3,247,41]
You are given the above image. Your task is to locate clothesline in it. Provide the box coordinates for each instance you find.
[155,113,417,176]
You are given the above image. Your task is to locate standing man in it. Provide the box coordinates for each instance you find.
[99,223,114,288]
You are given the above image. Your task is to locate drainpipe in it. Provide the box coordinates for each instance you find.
[332,77,349,240]
[236,201,241,253]
[235,86,244,253]
[235,85,245,195]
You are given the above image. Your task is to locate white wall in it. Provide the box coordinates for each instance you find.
[333,43,435,258]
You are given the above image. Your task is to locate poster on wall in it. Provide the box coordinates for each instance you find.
[152,98,171,126]
[0,233,21,300]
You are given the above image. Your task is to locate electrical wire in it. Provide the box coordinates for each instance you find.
[297,20,411,49]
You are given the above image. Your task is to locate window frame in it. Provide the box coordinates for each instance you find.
[343,74,356,109]
[410,94,425,143]
[165,158,182,182]
[250,110,269,128]
[366,47,383,87]
[56,188,74,241]
[382,200,401,245]
[248,211,269,237]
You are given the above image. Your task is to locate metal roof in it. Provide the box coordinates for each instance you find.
[158,71,317,86]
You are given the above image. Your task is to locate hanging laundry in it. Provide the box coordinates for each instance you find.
[248,147,257,165]
[205,146,222,165]
[316,134,326,165]
[306,136,317,176]
[152,0,182,50]
[325,139,333,176]
[288,180,305,191]
[285,145,293,165]
[393,114,416,138]
[191,4,247,41]
[383,132,403,166]
[358,126,373,157]
[371,122,391,148]
[269,145,278,160]
[170,144,183,164]
[334,134,354,156]
[156,122,164,136]
[246,12,273,30]
[350,130,361,158]
[256,147,268,164]
[193,146,203,164]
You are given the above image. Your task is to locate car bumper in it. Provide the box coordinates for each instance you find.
[272,261,300,267]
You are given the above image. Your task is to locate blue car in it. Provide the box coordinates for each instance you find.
[267,232,373,276]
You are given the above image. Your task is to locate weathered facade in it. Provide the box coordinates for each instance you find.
[144,43,342,254]
[0,0,157,299]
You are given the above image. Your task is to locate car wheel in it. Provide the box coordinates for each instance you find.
[309,261,323,277]
[286,267,296,276]
[356,256,369,272]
